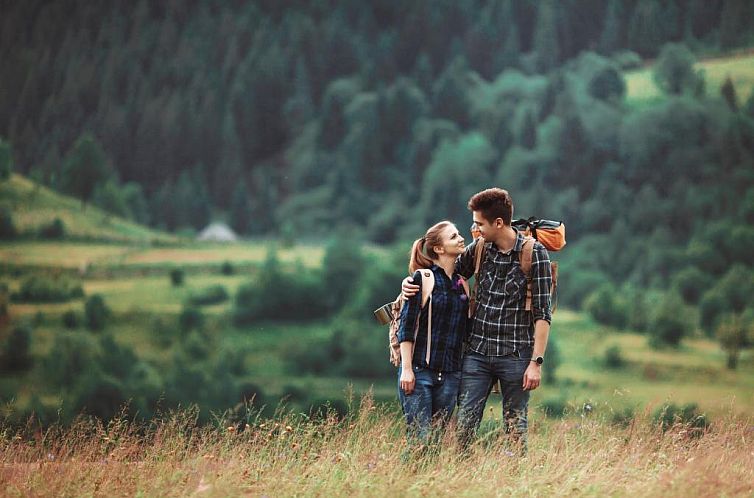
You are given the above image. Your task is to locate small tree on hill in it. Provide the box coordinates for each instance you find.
[653,43,702,96]
[0,137,12,181]
[716,313,751,370]
[720,76,738,111]
[85,294,110,332]
[61,133,112,209]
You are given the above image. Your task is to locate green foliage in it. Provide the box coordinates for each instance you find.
[715,313,751,370]
[540,396,568,418]
[652,43,703,95]
[0,323,33,372]
[179,305,205,333]
[187,285,229,307]
[233,248,328,324]
[61,133,112,207]
[93,180,131,219]
[543,336,560,384]
[653,402,709,434]
[84,294,110,332]
[38,218,66,239]
[42,332,98,388]
[62,310,79,329]
[321,234,365,312]
[0,137,12,180]
[0,207,16,239]
[170,268,185,287]
[672,266,712,305]
[584,284,629,329]
[221,261,235,276]
[603,345,625,369]
[13,274,84,303]
[648,291,694,348]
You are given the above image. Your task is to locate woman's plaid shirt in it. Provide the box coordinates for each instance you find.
[397,265,469,372]
[457,232,552,357]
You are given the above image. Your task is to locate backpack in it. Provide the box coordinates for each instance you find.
[470,218,565,315]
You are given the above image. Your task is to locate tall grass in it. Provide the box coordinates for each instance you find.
[1,393,752,497]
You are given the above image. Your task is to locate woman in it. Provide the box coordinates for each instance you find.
[397,220,469,450]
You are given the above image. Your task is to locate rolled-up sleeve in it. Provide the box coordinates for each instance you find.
[531,243,552,324]
[397,271,423,343]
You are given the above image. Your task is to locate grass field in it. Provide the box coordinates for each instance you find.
[1,397,751,497]
[625,52,754,105]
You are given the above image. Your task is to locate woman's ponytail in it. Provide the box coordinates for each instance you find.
[408,237,433,274]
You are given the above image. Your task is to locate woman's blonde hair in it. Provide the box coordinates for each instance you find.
[408,221,452,274]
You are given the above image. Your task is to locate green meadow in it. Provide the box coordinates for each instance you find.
[625,52,754,105]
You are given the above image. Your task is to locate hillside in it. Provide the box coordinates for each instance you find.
[0,174,175,244]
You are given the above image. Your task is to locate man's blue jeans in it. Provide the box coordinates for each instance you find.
[398,365,461,446]
[457,351,531,451]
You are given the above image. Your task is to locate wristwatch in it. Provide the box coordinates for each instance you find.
[531,355,544,365]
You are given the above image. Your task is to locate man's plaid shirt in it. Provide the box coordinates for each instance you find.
[457,230,552,357]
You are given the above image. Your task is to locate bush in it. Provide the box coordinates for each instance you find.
[604,345,625,369]
[13,274,84,303]
[610,406,635,427]
[1,323,33,372]
[671,266,711,305]
[648,291,693,348]
[584,284,628,329]
[38,217,66,239]
[62,310,79,329]
[221,261,235,275]
[321,234,365,312]
[653,403,709,435]
[179,305,205,333]
[543,337,560,384]
[71,374,129,421]
[42,332,98,388]
[0,207,16,240]
[187,285,229,306]
[170,268,185,287]
[234,249,328,324]
[84,294,110,332]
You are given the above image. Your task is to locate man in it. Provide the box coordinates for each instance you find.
[402,187,552,453]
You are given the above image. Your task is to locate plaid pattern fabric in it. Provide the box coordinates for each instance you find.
[457,231,552,357]
[397,266,469,372]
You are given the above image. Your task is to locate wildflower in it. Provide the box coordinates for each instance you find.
[285,425,293,432]
[227,426,236,432]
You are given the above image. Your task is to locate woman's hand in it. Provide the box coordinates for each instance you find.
[400,368,416,395]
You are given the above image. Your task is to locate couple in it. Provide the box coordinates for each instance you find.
[397,187,552,455]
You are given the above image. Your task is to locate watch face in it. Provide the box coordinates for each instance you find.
[535,356,544,365]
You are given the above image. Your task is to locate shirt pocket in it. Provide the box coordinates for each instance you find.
[502,266,527,300]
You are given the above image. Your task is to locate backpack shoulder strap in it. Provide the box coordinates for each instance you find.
[520,237,535,311]
[473,237,486,275]
[418,269,435,308]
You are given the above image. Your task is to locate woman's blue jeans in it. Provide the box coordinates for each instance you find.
[457,350,531,452]
[397,365,461,446]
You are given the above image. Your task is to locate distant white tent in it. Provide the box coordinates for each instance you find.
[197,222,238,242]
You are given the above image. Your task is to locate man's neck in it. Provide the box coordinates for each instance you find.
[493,226,517,253]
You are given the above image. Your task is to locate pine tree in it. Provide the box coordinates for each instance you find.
[532,0,560,72]
[720,76,738,111]
[61,133,112,209]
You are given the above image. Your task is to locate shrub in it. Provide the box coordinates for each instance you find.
[62,310,79,329]
[543,337,560,384]
[610,406,635,427]
[234,249,328,324]
[321,234,365,312]
[38,217,66,239]
[648,291,693,348]
[42,333,98,388]
[179,305,205,333]
[84,294,110,332]
[716,313,751,370]
[1,323,33,372]
[13,274,84,303]
[604,345,625,369]
[71,374,129,421]
[187,285,229,306]
[170,268,185,287]
[653,403,709,435]
[584,284,628,329]
[0,207,16,240]
[221,261,235,275]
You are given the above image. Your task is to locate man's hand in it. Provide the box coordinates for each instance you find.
[400,368,416,394]
[401,276,419,300]
[522,362,541,390]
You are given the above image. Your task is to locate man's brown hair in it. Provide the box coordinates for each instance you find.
[468,188,513,225]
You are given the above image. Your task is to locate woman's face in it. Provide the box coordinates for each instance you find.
[435,224,465,257]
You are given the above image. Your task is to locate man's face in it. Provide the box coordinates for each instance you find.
[472,211,502,242]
